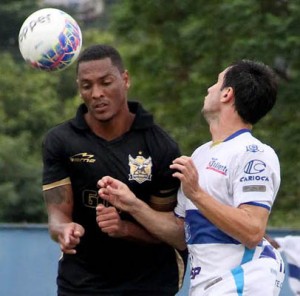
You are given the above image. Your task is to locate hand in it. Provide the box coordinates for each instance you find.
[57,222,85,254]
[96,204,128,238]
[97,176,138,213]
[170,156,201,201]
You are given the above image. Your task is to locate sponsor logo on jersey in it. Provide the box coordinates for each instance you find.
[240,175,269,182]
[242,185,266,192]
[206,158,228,175]
[70,152,96,163]
[128,152,152,184]
[191,266,201,280]
[82,190,110,208]
[244,159,266,174]
[246,144,264,153]
[240,159,269,182]
[82,190,98,208]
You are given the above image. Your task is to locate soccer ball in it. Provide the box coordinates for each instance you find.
[18,8,82,71]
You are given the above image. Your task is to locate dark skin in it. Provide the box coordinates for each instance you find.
[44,58,177,254]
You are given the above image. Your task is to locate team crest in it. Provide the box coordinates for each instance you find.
[128,153,152,184]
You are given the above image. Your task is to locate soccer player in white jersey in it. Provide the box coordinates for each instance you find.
[97,60,285,296]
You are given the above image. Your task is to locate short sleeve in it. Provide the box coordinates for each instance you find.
[232,145,280,210]
[42,130,69,186]
[174,186,186,218]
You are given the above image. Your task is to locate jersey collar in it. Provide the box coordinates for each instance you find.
[211,129,251,147]
[223,128,251,142]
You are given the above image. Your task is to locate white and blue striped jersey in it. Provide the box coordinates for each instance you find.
[174,129,284,295]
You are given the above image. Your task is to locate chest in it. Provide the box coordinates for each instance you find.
[193,147,239,205]
[65,131,155,191]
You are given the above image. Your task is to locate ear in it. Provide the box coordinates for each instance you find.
[122,70,130,89]
[221,87,234,103]
[76,79,82,98]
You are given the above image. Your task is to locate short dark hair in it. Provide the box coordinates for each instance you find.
[222,60,278,125]
[76,44,124,73]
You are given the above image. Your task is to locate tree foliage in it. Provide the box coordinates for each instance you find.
[109,0,300,225]
[0,0,299,226]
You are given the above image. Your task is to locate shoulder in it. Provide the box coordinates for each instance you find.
[240,134,279,161]
[143,124,181,159]
[228,134,280,176]
[130,101,180,153]
[191,141,211,158]
[43,120,72,142]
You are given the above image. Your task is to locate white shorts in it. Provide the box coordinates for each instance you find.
[194,249,285,296]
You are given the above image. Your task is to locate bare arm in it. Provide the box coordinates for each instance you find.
[171,156,269,249]
[97,176,186,250]
[43,184,84,254]
[126,198,186,250]
[96,203,164,244]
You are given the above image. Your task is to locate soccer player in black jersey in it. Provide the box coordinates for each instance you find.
[42,44,187,296]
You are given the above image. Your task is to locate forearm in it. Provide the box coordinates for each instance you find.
[97,176,186,250]
[43,185,74,243]
[129,199,186,250]
[121,220,162,244]
[191,190,268,249]
[47,212,73,242]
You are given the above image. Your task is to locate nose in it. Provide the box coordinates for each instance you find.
[91,84,104,99]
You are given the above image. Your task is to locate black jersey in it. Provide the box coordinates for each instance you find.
[42,101,187,295]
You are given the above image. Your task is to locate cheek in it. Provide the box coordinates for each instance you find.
[110,85,127,102]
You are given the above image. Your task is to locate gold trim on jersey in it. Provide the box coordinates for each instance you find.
[150,194,176,205]
[175,249,186,290]
[149,194,177,211]
[42,177,71,191]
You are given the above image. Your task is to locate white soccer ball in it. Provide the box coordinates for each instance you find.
[18,8,82,71]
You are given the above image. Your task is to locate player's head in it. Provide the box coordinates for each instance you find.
[76,44,130,123]
[222,60,278,125]
[76,44,125,74]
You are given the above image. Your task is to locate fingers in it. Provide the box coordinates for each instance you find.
[170,156,194,179]
[96,206,118,223]
[95,206,122,237]
[60,223,84,255]
[97,176,120,205]
[97,176,115,189]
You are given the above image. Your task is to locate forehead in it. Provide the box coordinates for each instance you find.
[77,58,119,80]
[218,68,229,81]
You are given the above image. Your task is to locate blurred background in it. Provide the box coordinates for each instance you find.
[0,0,299,295]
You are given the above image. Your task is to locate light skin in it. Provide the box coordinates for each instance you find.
[98,67,270,250]
[170,67,269,249]
[44,58,177,254]
[97,176,186,250]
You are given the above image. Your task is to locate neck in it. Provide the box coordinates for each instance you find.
[86,111,135,141]
[209,120,252,143]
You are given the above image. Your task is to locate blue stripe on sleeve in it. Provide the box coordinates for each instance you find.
[241,201,271,211]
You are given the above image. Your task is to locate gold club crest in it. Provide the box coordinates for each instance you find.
[128,153,152,184]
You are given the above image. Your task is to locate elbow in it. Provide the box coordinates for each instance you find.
[175,240,187,251]
[242,227,265,249]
